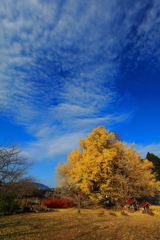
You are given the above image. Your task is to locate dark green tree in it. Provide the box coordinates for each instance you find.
[146,152,160,181]
[0,192,20,214]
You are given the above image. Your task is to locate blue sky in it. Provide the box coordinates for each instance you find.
[0,0,160,188]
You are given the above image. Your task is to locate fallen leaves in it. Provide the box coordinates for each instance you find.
[0,208,160,240]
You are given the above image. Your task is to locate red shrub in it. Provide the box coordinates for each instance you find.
[43,199,74,208]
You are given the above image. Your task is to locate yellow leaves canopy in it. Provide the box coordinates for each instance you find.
[56,126,160,203]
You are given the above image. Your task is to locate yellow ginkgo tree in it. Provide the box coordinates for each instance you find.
[56,126,160,207]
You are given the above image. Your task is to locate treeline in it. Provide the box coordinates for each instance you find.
[1,126,160,214]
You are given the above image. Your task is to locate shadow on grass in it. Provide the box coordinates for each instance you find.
[0,213,112,240]
[0,223,110,240]
[2,211,151,240]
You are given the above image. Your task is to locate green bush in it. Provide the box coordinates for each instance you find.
[0,192,20,214]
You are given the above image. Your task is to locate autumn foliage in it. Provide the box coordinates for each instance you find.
[56,126,160,205]
[43,199,74,208]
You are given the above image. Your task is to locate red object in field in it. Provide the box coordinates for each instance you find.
[43,198,74,208]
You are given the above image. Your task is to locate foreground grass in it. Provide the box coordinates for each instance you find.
[0,207,160,240]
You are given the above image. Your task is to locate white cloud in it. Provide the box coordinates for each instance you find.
[135,143,160,159]
[23,131,86,161]
[21,110,131,161]
[2,0,159,161]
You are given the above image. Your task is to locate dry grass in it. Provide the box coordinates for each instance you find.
[0,207,160,240]
[109,212,117,216]
[121,211,128,216]
[150,205,160,212]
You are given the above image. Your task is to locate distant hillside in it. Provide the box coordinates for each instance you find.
[36,183,51,190]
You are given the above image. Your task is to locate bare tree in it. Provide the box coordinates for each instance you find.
[0,142,36,198]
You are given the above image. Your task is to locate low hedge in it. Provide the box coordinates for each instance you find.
[43,198,74,208]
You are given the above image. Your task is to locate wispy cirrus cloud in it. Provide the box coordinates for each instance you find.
[22,131,86,161]
[1,0,160,159]
[0,1,122,125]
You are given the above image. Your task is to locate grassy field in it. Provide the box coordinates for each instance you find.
[0,206,160,240]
